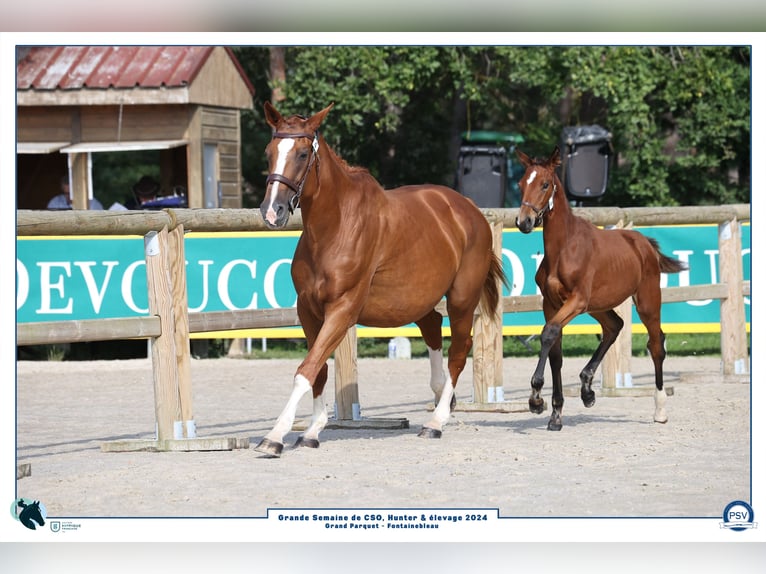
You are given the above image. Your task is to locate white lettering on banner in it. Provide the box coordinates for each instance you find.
[37,262,73,314]
[74,261,119,314]
[671,250,712,307]
[501,249,525,296]
[187,260,214,313]
[121,260,147,314]
[16,259,29,310]
[218,259,258,310]
[264,258,295,308]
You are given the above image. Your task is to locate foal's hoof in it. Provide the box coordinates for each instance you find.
[254,438,284,458]
[417,427,442,439]
[529,397,545,415]
[581,389,596,408]
[294,436,320,449]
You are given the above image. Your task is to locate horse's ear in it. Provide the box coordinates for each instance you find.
[516,148,532,168]
[264,101,283,130]
[307,103,334,132]
[549,146,562,168]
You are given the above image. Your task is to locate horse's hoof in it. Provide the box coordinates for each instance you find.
[654,414,668,424]
[529,397,545,415]
[418,427,442,439]
[294,436,320,449]
[547,419,563,431]
[254,438,283,458]
[581,390,596,408]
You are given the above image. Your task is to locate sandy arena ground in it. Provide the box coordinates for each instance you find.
[16,354,750,518]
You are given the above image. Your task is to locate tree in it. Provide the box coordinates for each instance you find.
[232,45,750,208]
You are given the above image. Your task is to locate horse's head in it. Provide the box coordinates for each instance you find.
[260,101,334,229]
[515,147,562,234]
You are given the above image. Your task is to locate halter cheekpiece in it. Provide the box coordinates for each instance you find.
[521,183,556,226]
[266,131,320,213]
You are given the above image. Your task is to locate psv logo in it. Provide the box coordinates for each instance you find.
[721,501,757,531]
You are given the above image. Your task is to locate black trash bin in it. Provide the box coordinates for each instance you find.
[559,125,612,202]
[456,145,507,208]
[457,131,525,207]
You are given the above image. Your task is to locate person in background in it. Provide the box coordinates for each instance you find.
[124,175,160,209]
[47,175,104,210]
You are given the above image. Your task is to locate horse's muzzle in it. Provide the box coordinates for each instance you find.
[260,201,290,229]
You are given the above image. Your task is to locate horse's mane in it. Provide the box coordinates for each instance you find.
[324,143,371,177]
[280,114,374,181]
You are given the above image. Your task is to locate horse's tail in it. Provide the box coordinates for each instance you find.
[481,252,509,313]
[648,237,688,274]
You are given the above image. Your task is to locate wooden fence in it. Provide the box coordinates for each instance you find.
[16,204,750,447]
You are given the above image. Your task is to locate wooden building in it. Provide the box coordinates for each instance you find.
[16,46,255,210]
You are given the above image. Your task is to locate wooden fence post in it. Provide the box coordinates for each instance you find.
[168,224,195,437]
[328,327,408,429]
[601,297,633,392]
[144,227,181,442]
[471,220,504,403]
[719,218,749,375]
[334,327,360,420]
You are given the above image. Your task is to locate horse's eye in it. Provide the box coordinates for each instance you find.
[298,151,309,161]
[542,182,550,191]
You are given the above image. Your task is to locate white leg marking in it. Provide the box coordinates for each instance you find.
[302,396,329,442]
[425,374,454,432]
[526,169,537,185]
[264,373,311,443]
[654,387,668,423]
[428,347,446,397]
[265,138,295,224]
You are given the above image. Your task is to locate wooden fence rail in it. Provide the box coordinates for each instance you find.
[16,204,750,443]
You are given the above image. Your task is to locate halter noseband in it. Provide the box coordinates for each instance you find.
[265,131,320,213]
[521,183,556,226]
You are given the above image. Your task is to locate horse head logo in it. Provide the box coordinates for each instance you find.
[14,498,46,530]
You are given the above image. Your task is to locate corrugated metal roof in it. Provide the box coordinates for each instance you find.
[17,46,254,94]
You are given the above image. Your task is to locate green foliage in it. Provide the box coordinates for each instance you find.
[234,45,750,209]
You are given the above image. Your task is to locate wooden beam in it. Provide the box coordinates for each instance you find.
[17,316,161,345]
[17,204,749,237]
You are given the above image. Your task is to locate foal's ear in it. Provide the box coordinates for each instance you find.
[307,103,334,131]
[264,101,283,130]
[515,148,532,168]
[548,146,562,168]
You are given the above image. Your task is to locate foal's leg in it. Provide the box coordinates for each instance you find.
[530,297,585,420]
[547,335,565,431]
[634,282,669,423]
[415,309,449,408]
[580,310,624,408]
[529,300,562,415]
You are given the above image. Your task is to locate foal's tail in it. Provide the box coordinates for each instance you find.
[648,237,688,274]
[481,253,509,313]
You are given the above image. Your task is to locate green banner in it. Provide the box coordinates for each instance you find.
[16,224,750,337]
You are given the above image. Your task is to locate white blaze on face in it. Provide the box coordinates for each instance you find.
[526,169,537,186]
[265,138,295,225]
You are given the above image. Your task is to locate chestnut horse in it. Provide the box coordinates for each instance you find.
[256,102,506,457]
[515,147,687,431]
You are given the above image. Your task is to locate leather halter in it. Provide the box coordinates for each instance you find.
[265,131,320,213]
[521,183,556,227]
